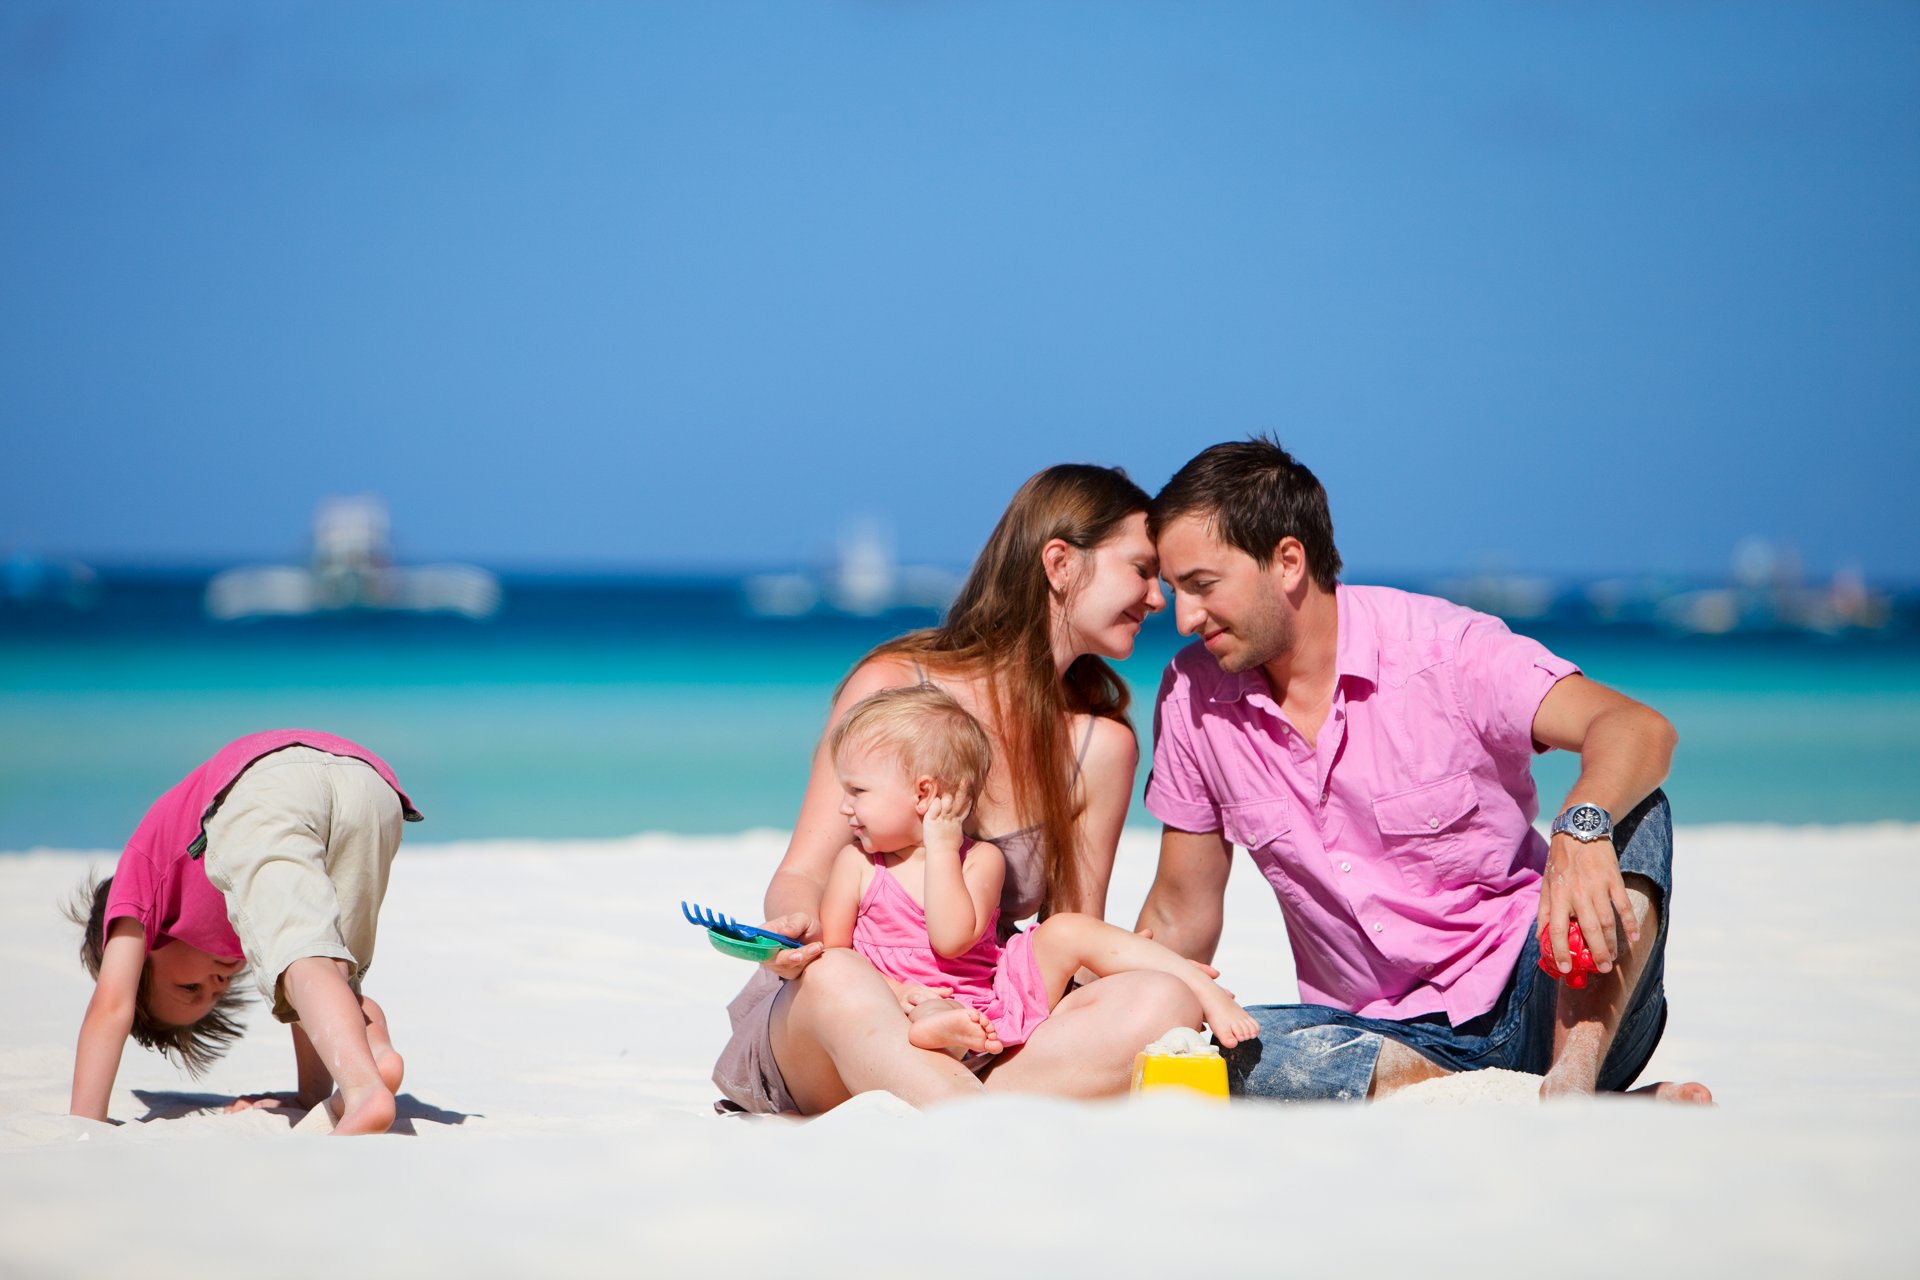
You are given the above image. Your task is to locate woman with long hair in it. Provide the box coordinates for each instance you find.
[713,463,1204,1113]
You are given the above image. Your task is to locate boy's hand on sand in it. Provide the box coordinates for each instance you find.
[920,784,970,857]
[224,1092,302,1113]
[760,912,824,978]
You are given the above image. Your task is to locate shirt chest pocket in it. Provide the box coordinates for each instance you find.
[1219,795,1291,854]
[1371,772,1481,892]
[1219,795,1305,902]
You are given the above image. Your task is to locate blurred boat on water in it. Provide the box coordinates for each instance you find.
[1426,539,1896,637]
[1,551,98,610]
[1650,539,1889,637]
[743,518,959,619]
[204,496,501,621]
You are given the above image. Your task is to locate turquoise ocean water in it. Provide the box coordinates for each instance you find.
[3,572,1917,851]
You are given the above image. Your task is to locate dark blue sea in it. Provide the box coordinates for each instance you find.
[3,571,1917,851]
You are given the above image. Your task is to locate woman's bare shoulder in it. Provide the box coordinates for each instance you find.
[1077,713,1141,786]
[835,653,926,705]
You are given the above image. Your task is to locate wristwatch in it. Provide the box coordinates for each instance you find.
[1550,803,1613,842]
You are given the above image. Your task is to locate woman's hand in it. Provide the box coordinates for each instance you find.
[760,912,825,979]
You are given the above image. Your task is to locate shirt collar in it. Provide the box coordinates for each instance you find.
[1332,584,1379,691]
[1206,584,1378,704]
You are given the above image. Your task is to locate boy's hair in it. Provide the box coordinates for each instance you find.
[829,685,993,797]
[1151,435,1344,591]
[65,873,250,1077]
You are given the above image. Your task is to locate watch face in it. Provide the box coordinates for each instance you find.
[1568,805,1608,837]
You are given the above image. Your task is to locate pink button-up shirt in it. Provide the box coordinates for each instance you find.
[1145,585,1578,1024]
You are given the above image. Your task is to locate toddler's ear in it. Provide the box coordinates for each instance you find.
[913,775,938,815]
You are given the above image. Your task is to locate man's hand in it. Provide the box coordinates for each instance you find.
[759,912,825,979]
[1536,833,1638,975]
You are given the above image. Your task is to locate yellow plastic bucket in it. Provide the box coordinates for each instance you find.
[1130,1051,1230,1100]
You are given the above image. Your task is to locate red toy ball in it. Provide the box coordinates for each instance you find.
[1537,918,1601,989]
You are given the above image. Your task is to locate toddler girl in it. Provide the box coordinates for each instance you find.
[68,730,422,1135]
[819,686,1257,1058]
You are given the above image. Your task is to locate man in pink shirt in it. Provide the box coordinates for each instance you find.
[1138,439,1711,1103]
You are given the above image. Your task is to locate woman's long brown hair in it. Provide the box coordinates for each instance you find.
[843,463,1151,914]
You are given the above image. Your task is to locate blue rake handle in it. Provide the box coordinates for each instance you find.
[679,901,803,949]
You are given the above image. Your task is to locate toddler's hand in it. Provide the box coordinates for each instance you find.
[920,784,970,856]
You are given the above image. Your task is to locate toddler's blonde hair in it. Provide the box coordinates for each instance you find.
[830,685,992,796]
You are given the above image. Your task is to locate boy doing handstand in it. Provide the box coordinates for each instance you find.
[820,685,1257,1059]
[69,730,422,1135]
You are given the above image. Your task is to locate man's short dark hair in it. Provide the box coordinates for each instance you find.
[1151,436,1343,591]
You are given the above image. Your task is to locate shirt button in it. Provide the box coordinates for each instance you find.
[1372,922,1384,933]
[1427,816,1440,829]
[1339,861,1352,873]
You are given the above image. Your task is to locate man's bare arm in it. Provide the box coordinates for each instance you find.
[1531,673,1679,972]
[1134,826,1232,966]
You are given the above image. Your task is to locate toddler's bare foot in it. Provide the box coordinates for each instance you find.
[907,1000,1002,1058]
[327,1083,397,1136]
[1198,989,1259,1049]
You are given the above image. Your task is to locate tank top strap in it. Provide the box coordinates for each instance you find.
[1069,714,1097,781]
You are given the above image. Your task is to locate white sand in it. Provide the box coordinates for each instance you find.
[3,824,1917,1277]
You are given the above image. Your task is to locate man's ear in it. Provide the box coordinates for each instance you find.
[1041,538,1078,595]
[1272,536,1309,591]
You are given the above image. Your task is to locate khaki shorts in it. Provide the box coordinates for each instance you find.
[200,746,404,1022]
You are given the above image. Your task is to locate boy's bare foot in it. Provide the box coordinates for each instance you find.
[360,997,406,1094]
[327,1083,397,1136]
[907,1000,1003,1057]
[1197,989,1259,1049]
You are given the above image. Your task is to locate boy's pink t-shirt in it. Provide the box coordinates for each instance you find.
[102,730,421,957]
[1145,586,1578,1025]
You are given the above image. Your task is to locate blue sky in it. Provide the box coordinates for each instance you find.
[3,1,1917,581]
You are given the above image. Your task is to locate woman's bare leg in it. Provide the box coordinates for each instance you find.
[768,949,983,1113]
[985,970,1201,1100]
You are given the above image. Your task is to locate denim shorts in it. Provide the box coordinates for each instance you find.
[1223,791,1673,1101]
